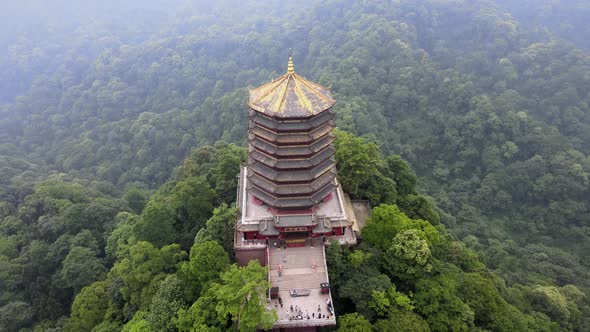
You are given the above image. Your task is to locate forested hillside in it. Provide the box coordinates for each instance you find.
[1,0,589,331]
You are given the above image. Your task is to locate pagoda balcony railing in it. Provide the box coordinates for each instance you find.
[248,146,334,170]
[249,133,334,157]
[249,122,333,145]
[248,171,336,197]
[248,183,335,209]
[249,109,334,132]
[247,158,336,183]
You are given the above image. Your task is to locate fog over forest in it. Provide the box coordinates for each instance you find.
[1,0,589,331]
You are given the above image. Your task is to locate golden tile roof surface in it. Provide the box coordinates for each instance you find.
[248,57,336,118]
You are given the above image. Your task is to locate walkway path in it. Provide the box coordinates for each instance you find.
[268,238,336,327]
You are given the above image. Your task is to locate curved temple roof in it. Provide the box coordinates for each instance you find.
[248,56,336,118]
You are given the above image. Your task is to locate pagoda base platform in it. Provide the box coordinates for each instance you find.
[267,238,336,330]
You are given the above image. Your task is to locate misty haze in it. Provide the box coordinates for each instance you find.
[0,1,589,331]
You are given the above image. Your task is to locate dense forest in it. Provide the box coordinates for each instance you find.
[1,0,589,331]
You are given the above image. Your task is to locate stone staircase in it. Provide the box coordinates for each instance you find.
[269,244,328,291]
[271,271,326,290]
[269,246,325,270]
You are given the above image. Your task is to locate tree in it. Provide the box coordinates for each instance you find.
[370,285,414,317]
[133,197,176,247]
[122,311,154,332]
[111,241,185,310]
[175,287,224,332]
[529,285,581,330]
[347,250,373,269]
[60,246,107,293]
[194,203,237,257]
[65,281,109,332]
[178,240,230,300]
[340,272,392,319]
[69,229,101,255]
[384,229,433,282]
[124,188,146,214]
[91,320,123,332]
[105,212,139,262]
[414,270,475,331]
[337,313,372,332]
[334,130,397,205]
[0,301,33,332]
[207,142,247,203]
[212,261,276,332]
[63,202,118,236]
[398,194,440,225]
[146,275,186,332]
[385,155,417,197]
[176,142,246,204]
[325,241,347,288]
[458,272,530,331]
[169,176,216,232]
[362,204,442,251]
[373,308,431,332]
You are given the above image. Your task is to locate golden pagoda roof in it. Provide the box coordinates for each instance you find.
[248,56,335,118]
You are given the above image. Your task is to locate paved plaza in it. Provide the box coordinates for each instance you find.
[267,238,336,328]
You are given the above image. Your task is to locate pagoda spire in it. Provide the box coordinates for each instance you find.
[287,55,294,74]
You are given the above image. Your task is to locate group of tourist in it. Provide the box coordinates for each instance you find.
[283,303,333,321]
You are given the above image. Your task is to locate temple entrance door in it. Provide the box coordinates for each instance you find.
[282,231,307,238]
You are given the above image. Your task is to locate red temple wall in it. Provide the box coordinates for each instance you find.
[236,248,267,267]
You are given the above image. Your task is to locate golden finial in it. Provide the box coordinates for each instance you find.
[287,55,294,74]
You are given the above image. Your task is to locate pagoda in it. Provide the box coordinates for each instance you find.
[247,56,337,212]
[234,57,361,330]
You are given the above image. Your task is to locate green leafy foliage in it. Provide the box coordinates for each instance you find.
[133,198,176,247]
[133,176,215,249]
[146,275,186,332]
[334,130,397,205]
[1,0,590,331]
[373,308,431,332]
[210,261,276,331]
[327,132,550,331]
[414,270,475,331]
[178,240,230,300]
[0,301,33,332]
[370,286,415,316]
[59,246,107,293]
[0,177,126,325]
[362,204,442,252]
[384,229,434,281]
[110,241,186,310]
[337,312,372,332]
[194,203,238,257]
[176,261,276,332]
[65,281,109,332]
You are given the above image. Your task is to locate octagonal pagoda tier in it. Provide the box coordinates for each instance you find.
[246,56,337,211]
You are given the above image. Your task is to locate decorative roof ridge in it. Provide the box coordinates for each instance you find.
[248,74,289,105]
[292,73,335,103]
[275,74,292,112]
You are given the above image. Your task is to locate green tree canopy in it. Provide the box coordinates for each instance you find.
[65,281,109,332]
[336,313,372,332]
[362,204,443,252]
[178,240,230,300]
[60,246,107,293]
[334,130,397,205]
[211,261,276,332]
[384,229,434,282]
[110,241,185,311]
